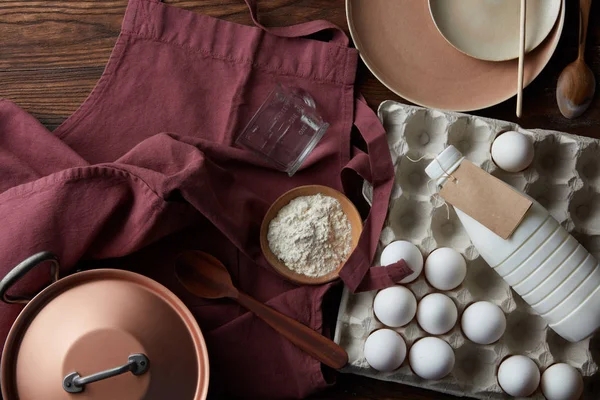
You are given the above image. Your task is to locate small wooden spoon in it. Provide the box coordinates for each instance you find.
[556,0,595,119]
[175,250,348,370]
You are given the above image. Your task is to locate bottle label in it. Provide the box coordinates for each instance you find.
[439,160,532,239]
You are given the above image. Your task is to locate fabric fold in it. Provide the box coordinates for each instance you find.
[0,0,398,397]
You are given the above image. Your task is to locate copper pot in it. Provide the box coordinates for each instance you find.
[0,252,209,400]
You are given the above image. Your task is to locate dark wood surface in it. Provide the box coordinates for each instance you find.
[1,1,598,399]
[3,0,600,137]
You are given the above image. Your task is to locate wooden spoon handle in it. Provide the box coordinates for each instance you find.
[579,0,592,60]
[235,292,348,369]
[516,0,526,118]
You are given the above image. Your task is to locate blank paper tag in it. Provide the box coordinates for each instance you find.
[439,160,532,239]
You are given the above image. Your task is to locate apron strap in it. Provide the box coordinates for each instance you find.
[243,0,350,47]
[340,97,411,293]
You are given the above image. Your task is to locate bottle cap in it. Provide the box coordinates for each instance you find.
[425,146,464,181]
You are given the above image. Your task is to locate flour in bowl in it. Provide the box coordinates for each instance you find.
[267,193,353,277]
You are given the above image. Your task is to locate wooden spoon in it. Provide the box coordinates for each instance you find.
[556,0,595,119]
[175,250,348,370]
[516,0,526,118]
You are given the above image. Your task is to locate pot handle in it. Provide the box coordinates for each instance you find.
[63,354,150,393]
[0,251,60,304]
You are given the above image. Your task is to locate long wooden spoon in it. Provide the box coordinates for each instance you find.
[556,0,595,119]
[516,0,526,118]
[175,250,348,370]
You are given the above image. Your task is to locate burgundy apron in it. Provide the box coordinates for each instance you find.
[0,0,402,397]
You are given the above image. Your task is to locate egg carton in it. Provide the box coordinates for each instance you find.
[334,101,600,399]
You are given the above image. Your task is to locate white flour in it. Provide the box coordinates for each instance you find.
[267,194,353,277]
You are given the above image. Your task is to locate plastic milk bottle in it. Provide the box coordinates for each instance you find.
[425,146,600,342]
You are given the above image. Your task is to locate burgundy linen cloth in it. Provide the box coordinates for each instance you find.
[0,0,402,398]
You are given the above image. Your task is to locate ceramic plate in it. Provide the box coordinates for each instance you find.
[429,0,562,62]
[345,0,564,112]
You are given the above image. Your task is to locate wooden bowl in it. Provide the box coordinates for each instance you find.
[260,185,363,285]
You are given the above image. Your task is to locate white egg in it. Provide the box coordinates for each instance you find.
[424,247,467,290]
[491,131,535,172]
[380,240,423,283]
[363,329,407,372]
[416,293,458,335]
[541,363,583,400]
[461,301,506,344]
[409,337,455,380]
[498,355,540,397]
[374,286,417,327]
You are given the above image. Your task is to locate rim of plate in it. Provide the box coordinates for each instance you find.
[344,0,565,112]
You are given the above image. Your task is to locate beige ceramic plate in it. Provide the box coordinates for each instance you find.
[345,0,565,112]
[429,0,562,62]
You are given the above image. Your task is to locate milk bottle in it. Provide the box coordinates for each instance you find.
[425,146,600,342]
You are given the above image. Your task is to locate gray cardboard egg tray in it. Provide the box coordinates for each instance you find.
[333,101,600,399]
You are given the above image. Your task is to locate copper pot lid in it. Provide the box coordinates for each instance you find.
[1,261,209,400]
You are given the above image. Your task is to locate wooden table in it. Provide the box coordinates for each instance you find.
[0,1,597,399]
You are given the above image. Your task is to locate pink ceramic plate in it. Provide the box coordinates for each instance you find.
[346,0,565,112]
